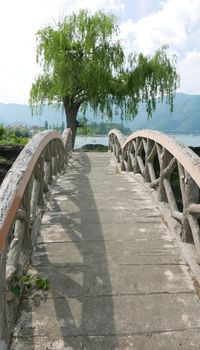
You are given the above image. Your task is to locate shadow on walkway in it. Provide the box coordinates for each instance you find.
[32,152,118,349]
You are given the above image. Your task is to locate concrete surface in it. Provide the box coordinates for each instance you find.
[11,152,200,349]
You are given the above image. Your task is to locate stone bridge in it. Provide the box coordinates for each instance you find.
[1,128,200,349]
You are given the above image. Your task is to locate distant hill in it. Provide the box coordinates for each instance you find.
[128,93,200,132]
[0,93,200,132]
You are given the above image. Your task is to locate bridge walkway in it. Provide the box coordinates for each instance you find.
[12,152,200,349]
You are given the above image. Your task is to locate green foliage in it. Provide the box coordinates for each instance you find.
[61,121,65,132]
[30,10,124,112]
[124,46,179,116]
[0,124,30,145]
[30,9,179,140]
[77,121,131,135]
[14,128,31,138]
[76,116,92,135]
[0,124,6,139]
[10,273,49,297]
[34,276,49,290]
[44,120,48,129]
[47,122,65,132]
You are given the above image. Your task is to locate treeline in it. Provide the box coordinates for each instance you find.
[0,121,131,145]
[44,120,65,132]
[77,122,132,136]
[0,125,31,145]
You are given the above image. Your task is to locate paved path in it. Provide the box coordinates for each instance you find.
[12,152,200,349]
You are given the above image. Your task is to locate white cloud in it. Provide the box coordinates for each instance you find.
[120,0,200,55]
[178,51,200,94]
[119,0,200,93]
[65,0,125,14]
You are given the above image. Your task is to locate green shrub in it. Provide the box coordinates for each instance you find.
[0,124,30,145]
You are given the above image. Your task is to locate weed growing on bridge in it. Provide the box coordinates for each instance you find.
[10,273,49,297]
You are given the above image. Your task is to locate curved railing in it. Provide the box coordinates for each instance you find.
[109,129,200,250]
[0,128,72,347]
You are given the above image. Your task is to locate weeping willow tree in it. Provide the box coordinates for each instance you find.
[30,9,179,147]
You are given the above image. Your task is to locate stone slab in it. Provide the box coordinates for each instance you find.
[47,196,156,212]
[11,329,200,350]
[32,240,183,266]
[13,294,200,337]
[42,210,164,225]
[28,263,194,298]
[37,221,174,243]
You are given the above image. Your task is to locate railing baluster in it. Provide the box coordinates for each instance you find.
[0,239,8,348]
[127,152,134,172]
[158,148,171,202]
[178,163,200,243]
[30,167,41,220]
[6,210,26,283]
[133,138,141,173]
[163,178,178,212]
[44,144,53,190]
[52,143,58,176]
[143,139,154,182]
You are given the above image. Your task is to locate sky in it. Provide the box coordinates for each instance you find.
[0,0,200,104]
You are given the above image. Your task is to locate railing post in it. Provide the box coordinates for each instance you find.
[143,139,153,182]
[127,142,134,172]
[0,246,8,349]
[109,135,113,152]
[22,177,34,260]
[56,140,62,174]
[38,154,45,208]
[133,138,141,174]
[52,142,58,177]
[6,210,26,282]
[30,153,45,217]
[44,144,53,189]
[158,147,171,202]
[115,142,120,163]
[178,163,200,245]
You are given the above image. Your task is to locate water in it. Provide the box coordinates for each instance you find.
[75,135,109,148]
[168,133,200,147]
[74,133,200,149]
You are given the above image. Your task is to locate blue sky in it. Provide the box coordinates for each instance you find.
[0,0,200,103]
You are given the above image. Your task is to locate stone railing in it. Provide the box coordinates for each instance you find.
[0,128,72,349]
[109,129,200,251]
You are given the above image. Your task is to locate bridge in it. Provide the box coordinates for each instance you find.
[1,128,200,349]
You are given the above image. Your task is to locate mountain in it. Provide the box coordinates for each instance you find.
[127,93,200,132]
[0,93,200,132]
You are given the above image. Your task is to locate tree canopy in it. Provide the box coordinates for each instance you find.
[30,9,179,147]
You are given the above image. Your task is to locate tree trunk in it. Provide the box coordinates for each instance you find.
[63,99,80,149]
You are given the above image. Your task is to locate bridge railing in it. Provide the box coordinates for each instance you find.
[109,129,200,251]
[0,128,72,348]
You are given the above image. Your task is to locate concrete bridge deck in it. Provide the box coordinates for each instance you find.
[12,152,200,349]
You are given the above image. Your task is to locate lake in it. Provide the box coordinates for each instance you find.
[74,133,200,148]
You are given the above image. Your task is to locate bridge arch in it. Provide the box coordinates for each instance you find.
[0,129,72,347]
[109,129,200,250]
